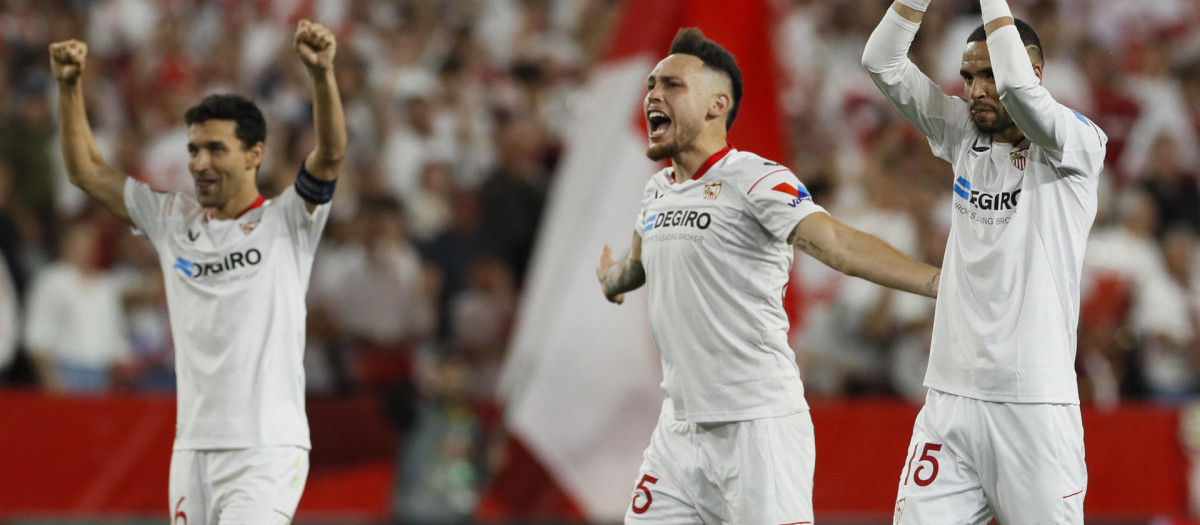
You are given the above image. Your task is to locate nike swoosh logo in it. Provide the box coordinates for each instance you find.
[971,138,990,153]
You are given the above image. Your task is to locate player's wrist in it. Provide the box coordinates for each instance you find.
[896,0,931,13]
[304,63,333,76]
[979,0,1013,23]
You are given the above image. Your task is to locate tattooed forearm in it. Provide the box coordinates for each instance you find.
[925,271,940,297]
[603,259,646,297]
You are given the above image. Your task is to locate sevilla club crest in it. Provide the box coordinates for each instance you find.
[703,182,723,201]
[1010,149,1028,171]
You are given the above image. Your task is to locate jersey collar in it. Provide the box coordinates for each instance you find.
[206,195,267,221]
[666,145,734,184]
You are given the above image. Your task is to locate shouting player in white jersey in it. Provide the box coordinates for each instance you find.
[51,20,345,524]
[863,0,1107,522]
[596,28,942,525]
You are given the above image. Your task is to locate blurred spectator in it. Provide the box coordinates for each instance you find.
[1130,227,1200,401]
[449,255,517,401]
[406,161,456,242]
[1080,190,1163,404]
[382,94,457,199]
[395,353,489,524]
[0,83,57,255]
[111,232,174,391]
[24,220,130,393]
[317,195,437,391]
[796,145,932,397]
[478,113,548,284]
[422,190,493,340]
[1139,133,1200,235]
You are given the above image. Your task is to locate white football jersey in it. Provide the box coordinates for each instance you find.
[635,147,827,423]
[864,12,1108,403]
[125,178,330,449]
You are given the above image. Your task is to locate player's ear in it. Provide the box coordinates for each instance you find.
[246,142,265,171]
[709,92,731,122]
[1032,62,1044,84]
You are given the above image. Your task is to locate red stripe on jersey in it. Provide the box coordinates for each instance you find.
[236,195,267,219]
[747,169,791,194]
[689,145,733,181]
[771,182,799,198]
[206,195,267,221]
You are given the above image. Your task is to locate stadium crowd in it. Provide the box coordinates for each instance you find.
[0,0,1198,520]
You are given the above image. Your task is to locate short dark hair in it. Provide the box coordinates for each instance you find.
[669,28,743,132]
[183,94,267,150]
[968,19,1044,64]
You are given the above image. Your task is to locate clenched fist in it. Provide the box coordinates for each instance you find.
[49,40,88,84]
[295,19,336,72]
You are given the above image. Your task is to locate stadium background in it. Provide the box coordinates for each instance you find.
[0,0,1197,523]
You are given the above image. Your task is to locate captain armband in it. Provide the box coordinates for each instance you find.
[294,163,337,204]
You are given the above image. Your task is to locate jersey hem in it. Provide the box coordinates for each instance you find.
[173,439,312,451]
[924,384,1080,405]
[671,403,809,424]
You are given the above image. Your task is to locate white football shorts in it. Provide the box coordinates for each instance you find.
[893,389,1086,525]
[169,446,309,525]
[625,399,815,525]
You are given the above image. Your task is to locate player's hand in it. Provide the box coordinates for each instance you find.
[294,19,336,72]
[597,243,626,305]
[49,40,87,84]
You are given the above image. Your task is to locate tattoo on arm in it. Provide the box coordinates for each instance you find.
[925,271,940,296]
[603,259,646,297]
[789,230,824,255]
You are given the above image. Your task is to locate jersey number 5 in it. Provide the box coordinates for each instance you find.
[904,443,943,487]
[631,474,659,514]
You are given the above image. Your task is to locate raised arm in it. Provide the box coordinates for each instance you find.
[50,40,132,224]
[596,233,645,305]
[861,0,960,147]
[293,20,346,212]
[979,0,1078,154]
[789,213,939,298]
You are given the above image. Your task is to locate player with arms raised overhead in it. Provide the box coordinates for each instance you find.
[862,0,1106,522]
[50,19,345,524]
[596,28,941,525]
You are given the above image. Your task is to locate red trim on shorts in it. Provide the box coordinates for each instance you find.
[778,522,812,524]
[273,509,292,519]
[1063,489,1084,499]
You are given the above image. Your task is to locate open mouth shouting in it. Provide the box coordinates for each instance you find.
[648,110,672,140]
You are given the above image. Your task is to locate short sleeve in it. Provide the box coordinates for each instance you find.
[124,178,177,243]
[744,170,828,242]
[276,186,332,256]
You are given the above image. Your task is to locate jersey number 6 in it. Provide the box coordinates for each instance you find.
[631,474,659,514]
